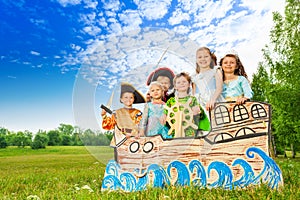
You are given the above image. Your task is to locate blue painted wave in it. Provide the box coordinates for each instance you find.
[246,147,283,189]
[101,147,283,191]
[232,159,255,188]
[189,160,206,187]
[207,161,233,189]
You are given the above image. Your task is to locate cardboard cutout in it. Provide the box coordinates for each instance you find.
[101,101,283,191]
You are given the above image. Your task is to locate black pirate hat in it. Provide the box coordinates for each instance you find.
[120,83,145,104]
[146,67,175,89]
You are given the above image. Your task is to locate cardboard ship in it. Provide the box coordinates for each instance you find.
[101,101,283,191]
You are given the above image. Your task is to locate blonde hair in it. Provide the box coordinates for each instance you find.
[148,81,164,91]
[195,47,216,74]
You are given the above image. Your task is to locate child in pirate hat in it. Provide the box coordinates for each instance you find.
[101,82,145,147]
[146,67,175,102]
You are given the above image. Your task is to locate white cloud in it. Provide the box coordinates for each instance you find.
[109,22,122,33]
[118,10,142,29]
[101,0,121,11]
[98,17,108,27]
[134,0,171,20]
[30,51,40,56]
[79,12,96,25]
[168,8,190,26]
[83,25,102,36]
[70,44,83,52]
[56,0,81,7]
[173,25,190,34]
[29,18,47,26]
[105,10,117,18]
[83,0,98,9]
[240,0,285,14]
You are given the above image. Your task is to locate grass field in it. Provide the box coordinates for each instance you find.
[0,146,299,200]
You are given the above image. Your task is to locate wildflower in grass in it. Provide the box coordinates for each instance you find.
[74,184,80,191]
[75,186,81,191]
[26,195,40,200]
[81,185,94,193]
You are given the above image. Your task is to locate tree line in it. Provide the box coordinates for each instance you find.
[0,124,113,149]
[251,0,299,158]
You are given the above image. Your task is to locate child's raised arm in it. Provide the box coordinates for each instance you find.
[206,68,223,110]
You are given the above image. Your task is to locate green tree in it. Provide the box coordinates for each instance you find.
[31,130,48,149]
[61,134,72,146]
[0,127,9,135]
[251,63,270,102]
[23,130,33,146]
[58,124,74,136]
[47,130,62,146]
[259,0,300,158]
[72,132,83,146]
[0,128,8,148]
[95,130,111,146]
[11,131,32,147]
[71,126,83,146]
[81,129,95,146]
[0,136,7,148]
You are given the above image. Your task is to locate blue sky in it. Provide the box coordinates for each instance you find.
[0,0,285,133]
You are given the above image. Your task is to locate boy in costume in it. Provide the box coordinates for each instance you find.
[101,83,145,147]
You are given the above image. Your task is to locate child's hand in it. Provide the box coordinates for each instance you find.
[101,109,107,117]
[206,100,215,111]
[135,134,140,139]
[135,130,144,139]
[192,106,201,115]
[146,93,151,102]
[138,130,145,137]
[236,97,249,105]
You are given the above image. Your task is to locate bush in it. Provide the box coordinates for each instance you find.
[0,136,7,148]
[31,134,48,149]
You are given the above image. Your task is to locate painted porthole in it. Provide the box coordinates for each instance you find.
[143,141,154,153]
[129,141,140,153]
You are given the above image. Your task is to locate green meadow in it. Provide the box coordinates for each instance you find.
[0,146,299,200]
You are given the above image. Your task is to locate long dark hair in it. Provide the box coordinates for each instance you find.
[219,54,248,80]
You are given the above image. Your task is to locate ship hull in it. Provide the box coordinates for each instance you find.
[101,101,283,191]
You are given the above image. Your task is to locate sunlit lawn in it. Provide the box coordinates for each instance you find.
[0,146,299,200]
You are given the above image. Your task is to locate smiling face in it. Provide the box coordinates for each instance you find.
[196,49,212,70]
[149,84,164,100]
[120,92,135,107]
[221,56,238,74]
[156,76,171,92]
[174,75,190,93]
